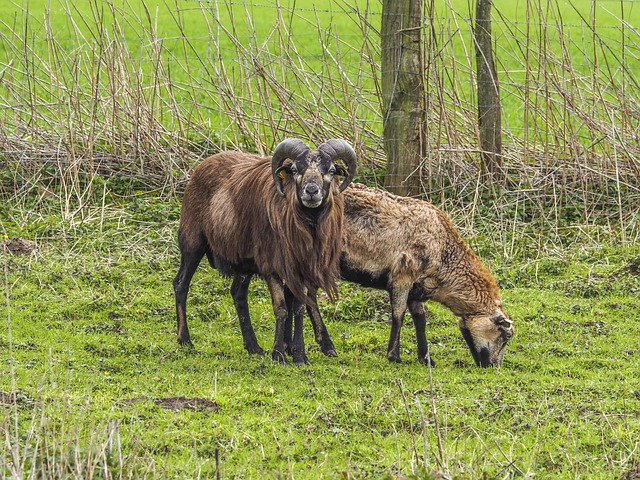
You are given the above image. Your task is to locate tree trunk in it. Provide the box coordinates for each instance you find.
[474,0,503,181]
[381,0,425,196]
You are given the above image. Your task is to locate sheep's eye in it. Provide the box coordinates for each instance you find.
[328,167,336,175]
[290,165,298,175]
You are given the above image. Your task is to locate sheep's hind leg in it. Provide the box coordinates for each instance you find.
[305,288,337,357]
[286,290,310,365]
[387,286,410,363]
[173,233,206,347]
[284,302,293,355]
[408,300,435,366]
[265,275,290,364]
[230,274,264,355]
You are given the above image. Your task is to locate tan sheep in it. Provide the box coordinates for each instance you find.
[303,183,513,367]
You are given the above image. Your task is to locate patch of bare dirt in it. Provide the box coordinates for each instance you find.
[0,390,35,406]
[122,396,220,412]
[0,237,37,255]
[619,465,640,480]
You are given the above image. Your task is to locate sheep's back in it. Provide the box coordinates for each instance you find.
[181,152,276,262]
[342,184,455,278]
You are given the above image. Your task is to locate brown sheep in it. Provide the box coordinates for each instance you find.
[173,138,357,364]
[299,183,514,367]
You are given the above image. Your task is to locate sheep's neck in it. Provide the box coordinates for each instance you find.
[432,247,500,317]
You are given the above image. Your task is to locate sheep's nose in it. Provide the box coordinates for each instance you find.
[305,183,320,195]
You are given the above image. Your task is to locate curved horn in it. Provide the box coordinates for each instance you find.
[271,138,310,197]
[317,139,358,193]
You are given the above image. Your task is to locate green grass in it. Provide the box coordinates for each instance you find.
[0,0,383,145]
[2,189,639,478]
[1,0,637,149]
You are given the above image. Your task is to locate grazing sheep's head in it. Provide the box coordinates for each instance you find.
[458,307,513,367]
[272,138,357,209]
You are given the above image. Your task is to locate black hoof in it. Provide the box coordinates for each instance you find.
[419,355,436,367]
[271,350,289,364]
[178,337,194,347]
[246,346,266,356]
[320,341,338,357]
[293,354,311,366]
[387,354,402,364]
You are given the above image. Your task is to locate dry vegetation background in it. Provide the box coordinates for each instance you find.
[0,0,639,243]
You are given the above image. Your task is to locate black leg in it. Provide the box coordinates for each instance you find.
[286,290,309,365]
[265,275,289,364]
[173,232,206,346]
[230,274,265,355]
[408,300,435,366]
[305,288,337,357]
[284,297,294,355]
[386,286,410,363]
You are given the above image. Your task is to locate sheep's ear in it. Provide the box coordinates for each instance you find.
[273,165,292,196]
[492,313,512,329]
[274,165,290,179]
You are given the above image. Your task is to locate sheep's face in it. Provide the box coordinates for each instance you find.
[282,152,346,209]
[458,309,513,367]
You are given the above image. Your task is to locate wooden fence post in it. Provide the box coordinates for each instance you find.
[474,0,504,182]
[381,0,425,196]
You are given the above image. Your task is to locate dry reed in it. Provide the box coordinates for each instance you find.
[0,0,638,244]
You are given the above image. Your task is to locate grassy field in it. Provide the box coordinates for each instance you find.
[1,0,637,152]
[0,0,383,150]
[2,181,640,479]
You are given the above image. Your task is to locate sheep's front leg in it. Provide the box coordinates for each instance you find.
[285,290,310,365]
[408,300,435,366]
[173,233,206,346]
[230,274,264,355]
[305,288,337,357]
[387,286,410,363]
[283,298,294,355]
[265,275,290,364]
